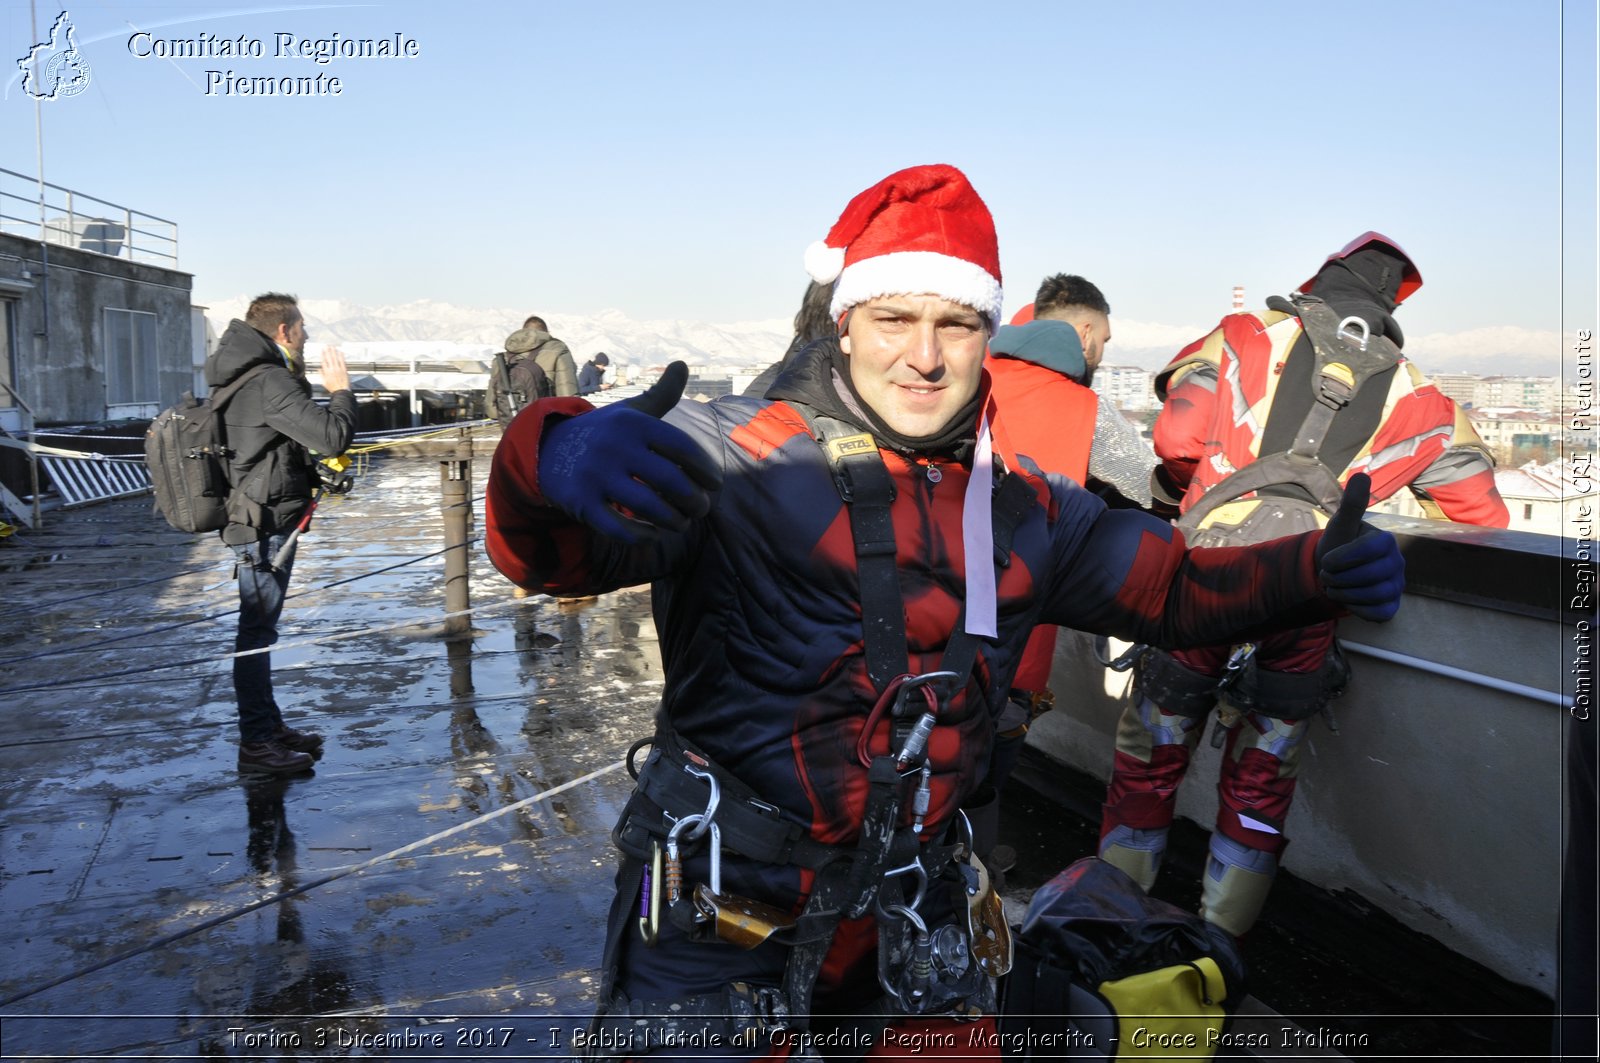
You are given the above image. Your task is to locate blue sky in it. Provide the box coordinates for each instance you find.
[1,0,1594,361]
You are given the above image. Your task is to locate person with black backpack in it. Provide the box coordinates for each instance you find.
[205,293,356,775]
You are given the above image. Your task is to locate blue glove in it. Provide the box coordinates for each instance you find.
[538,362,722,544]
[1315,473,1405,621]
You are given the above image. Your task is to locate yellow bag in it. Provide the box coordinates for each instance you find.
[1100,957,1227,1058]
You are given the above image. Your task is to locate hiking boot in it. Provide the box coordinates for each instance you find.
[274,724,325,757]
[238,741,314,775]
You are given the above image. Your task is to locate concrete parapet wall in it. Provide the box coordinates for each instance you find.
[1026,519,1570,995]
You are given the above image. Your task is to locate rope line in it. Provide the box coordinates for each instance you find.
[20,563,226,611]
[0,594,533,697]
[0,687,582,750]
[0,537,485,668]
[1,496,485,630]
[0,758,627,1008]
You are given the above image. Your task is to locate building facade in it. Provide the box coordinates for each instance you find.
[0,231,193,429]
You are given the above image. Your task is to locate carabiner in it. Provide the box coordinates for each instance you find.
[1223,642,1257,675]
[680,763,721,842]
[638,840,663,947]
[893,670,961,717]
[874,856,929,918]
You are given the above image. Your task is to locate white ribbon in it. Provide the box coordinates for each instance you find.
[962,410,997,638]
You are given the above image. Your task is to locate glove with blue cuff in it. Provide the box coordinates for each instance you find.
[538,361,722,544]
[1315,473,1405,621]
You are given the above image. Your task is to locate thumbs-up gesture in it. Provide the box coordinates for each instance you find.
[1315,473,1405,621]
[537,362,723,544]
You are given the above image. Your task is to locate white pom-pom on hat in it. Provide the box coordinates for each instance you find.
[805,240,845,284]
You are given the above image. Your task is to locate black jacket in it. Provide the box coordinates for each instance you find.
[204,320,357,543]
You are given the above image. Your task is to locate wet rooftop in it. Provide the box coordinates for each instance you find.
[0,443,1561,1060]
[1,447,654,1056]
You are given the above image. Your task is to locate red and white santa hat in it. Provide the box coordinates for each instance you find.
[805,163,1003,330]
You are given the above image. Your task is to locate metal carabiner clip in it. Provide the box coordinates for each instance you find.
[681,763,721,842]
[874,856,929,919]
[638,839,663,946]
[892,670,961,718]
[1223,642,1257,676]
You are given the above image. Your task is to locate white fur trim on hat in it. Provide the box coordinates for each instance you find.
[829,251,1003,329]
[805,240,846,284]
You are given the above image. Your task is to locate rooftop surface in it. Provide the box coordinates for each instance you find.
[0,444,1563,1060]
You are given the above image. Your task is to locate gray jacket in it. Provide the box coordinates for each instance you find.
[524,332,579,397]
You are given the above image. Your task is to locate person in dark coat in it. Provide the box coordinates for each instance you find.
[204,293,356,775]
[578,352,610,395]
[741,279,839,398]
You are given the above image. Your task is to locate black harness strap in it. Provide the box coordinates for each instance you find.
[819,422,905,692]
[1181,294,1403,535]
[602,402,1042,1044]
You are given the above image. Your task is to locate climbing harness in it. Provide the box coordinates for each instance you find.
[1136,292,1395,727]
[588,400,1034,1054]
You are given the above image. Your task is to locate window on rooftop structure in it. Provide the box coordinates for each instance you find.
[1524,504,1533,521]
[0,299,14,409]
[104,307,157,406]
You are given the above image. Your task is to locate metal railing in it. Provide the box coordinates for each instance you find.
[0,167,178,268]
[0,379,40,527]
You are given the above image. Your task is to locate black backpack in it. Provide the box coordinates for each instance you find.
[488,351,552,423]
[144,364,271,533]
[1176,293,1401,549]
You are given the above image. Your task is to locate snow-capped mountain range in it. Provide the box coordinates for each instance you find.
[198,296,1564,378]
[200,296,795,373]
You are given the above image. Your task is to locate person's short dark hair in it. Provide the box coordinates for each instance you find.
[593,352,609,366]
[246,293,301,335]
[524,315,548,331]
[1034,274,1110,318]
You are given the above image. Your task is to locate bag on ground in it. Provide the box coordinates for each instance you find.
[998,857,1247,1060]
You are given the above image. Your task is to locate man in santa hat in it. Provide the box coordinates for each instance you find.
[485,164,1405,1059]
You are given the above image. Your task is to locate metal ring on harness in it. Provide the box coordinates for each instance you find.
[874,856,929,918]
[625,737,654,780]
[1336,315,1371,352]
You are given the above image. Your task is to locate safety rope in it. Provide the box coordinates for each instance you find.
[348,421,497,455]
[2,492,482,599]
[0,538,480,669]
[0,501,486,668]
[0,757,627,1008]
[16,563,225,611]
[23,420,497,447]
[0,685,580,750]
[0,560,536,696]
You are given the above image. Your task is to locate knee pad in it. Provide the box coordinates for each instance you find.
[1098,823,1169,891]
[1200,834,1279,937]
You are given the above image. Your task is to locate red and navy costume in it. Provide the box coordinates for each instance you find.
[487,344,1341,1058]
[1099,247,1507,937]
